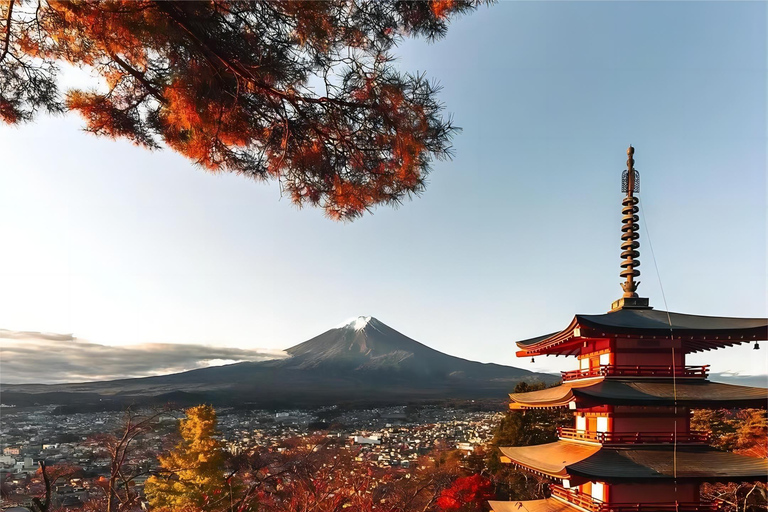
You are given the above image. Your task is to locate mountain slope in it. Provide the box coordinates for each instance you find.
[2,317,556,407]
[281,316,542,380]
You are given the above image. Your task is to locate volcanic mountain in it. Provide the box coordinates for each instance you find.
[3,317,557,408]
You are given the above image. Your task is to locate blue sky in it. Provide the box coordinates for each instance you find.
[1,1,765,379]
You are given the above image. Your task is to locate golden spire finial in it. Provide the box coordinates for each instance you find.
[620,145,640,298]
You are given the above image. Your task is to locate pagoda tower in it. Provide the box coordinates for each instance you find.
[489,147,768,512]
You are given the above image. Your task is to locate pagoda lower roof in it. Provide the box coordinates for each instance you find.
[500,441,768,482]
[489,499,576,512]
[500,442,601,479]
[516,308,767,356]
[509,379,768,409]
[568,445,768,481]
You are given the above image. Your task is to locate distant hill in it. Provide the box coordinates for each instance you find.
[710,373,768,388]
[2,316,557,408]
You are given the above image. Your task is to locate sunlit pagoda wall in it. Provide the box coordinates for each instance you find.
[577,338,687,369]
[571,405,692,434]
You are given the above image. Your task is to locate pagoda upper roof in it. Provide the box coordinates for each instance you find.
[500,441,768,483]
[516,308,768,356]
[508,379,768,409]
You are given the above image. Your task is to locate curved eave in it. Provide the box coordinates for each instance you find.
[577,310,768,340]
[578,322,766,354]
[509,379,602,409]
[574,380,768,409]
[508,380,768,409]
[684,338,756,353]
[500,442,602,480]
[502,443,768,484]
[567,445,768,482]
[515,310,768,356]
[515,319,581,357]
[508,392,574,410]
[500,458,569,480]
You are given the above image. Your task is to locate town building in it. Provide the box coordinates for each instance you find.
[490,147,768,512]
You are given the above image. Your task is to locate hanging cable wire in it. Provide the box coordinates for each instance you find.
[638,197,678,482]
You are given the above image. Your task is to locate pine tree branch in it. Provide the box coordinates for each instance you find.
[152,0,368,110]
[0,0,14,64]
[108,53,166,104]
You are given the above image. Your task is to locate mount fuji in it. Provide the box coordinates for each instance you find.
[3,316,557,408]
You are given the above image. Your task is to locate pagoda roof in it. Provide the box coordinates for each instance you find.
[516,308,768,356]
[500,442,768,483]
[568,445,768,482]
[509,379,768,409]
[500,442,601,479]
[489,499,576,512]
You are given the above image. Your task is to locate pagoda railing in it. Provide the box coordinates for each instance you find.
[557,427,711,444]
[551,485,602,511]
[550,485,722,512]
[561,365,709,381]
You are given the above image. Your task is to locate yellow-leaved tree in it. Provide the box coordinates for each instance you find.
[145,405,226,510]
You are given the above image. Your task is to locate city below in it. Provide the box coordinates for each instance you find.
[1,402,503,509]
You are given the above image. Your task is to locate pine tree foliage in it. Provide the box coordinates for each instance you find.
[0,0,487,219]
[145,405,226,510]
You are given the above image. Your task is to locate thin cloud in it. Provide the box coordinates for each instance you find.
[0,329,288,384]
[0,329,75,341]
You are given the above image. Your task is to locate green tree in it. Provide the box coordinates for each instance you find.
[145,405,226,511]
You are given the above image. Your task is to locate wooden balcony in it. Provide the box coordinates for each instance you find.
[551,484,603,511]
[560,365,709,382]
[550,485,721,512]
[557,427,711,445]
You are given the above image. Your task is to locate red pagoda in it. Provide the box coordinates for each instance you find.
[489,147,768,512]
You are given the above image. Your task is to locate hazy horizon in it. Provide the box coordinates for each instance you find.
[2,317,766,385]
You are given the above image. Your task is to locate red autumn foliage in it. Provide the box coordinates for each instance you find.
[431,0,459,19]
[436,474,495,511]
[1,0,489,219]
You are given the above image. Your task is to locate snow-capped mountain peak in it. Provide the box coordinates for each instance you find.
[335,316,373,331]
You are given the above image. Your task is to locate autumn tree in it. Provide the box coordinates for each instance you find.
[204,433,385,512]
[145,405,226,511]
[83,408,164,512]
[377,442,465,512]
[137,407,496,512]
[29,462,80,512]
[263,436,378,512]
[693,409,768,512]
[222,434,482,512]
[692,409,768,458]
[0,0,487,219]
[436,474,495,512]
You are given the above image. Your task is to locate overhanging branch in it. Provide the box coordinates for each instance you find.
[152,0,368,110]
[0,0,15,64]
